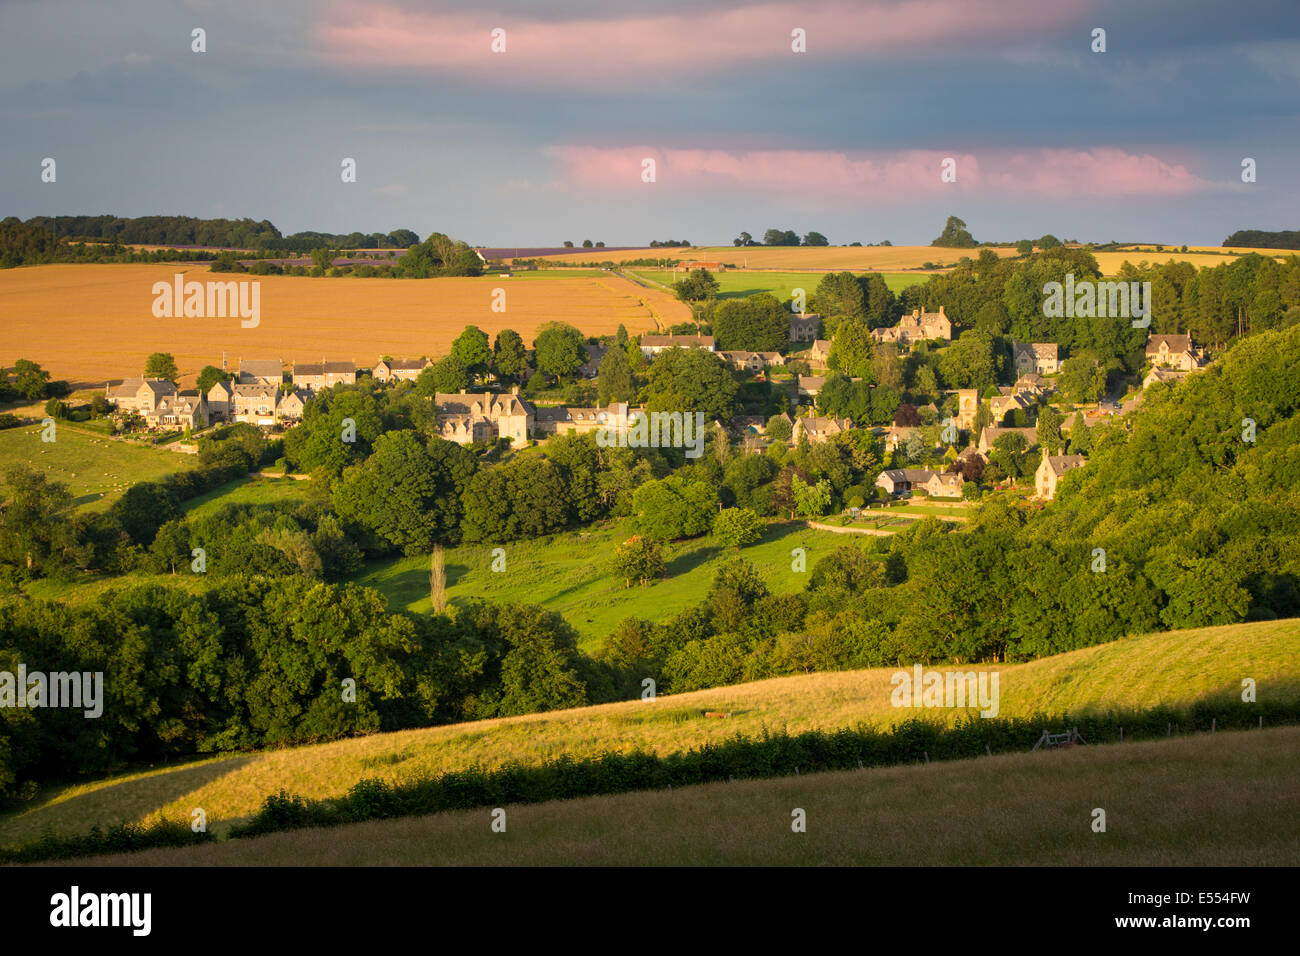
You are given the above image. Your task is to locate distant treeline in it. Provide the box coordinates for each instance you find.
[0,220,476,273]
[6,216,421,253]
[1223,229,1300,250]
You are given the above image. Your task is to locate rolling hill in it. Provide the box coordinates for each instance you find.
[2,618,1294,846]
[53,725,1300,866]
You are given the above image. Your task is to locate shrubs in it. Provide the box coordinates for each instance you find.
[0,819,212,864]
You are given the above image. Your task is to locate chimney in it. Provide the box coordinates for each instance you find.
[939,305,946,315]
[511,385,519,396]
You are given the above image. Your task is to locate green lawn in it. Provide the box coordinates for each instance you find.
[626,269,929,300]
[0,423,199,510]
[351,519,862,651]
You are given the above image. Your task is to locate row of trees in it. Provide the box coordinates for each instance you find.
[7,215,420,252]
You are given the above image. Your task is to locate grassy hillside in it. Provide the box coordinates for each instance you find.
[58,726,1300,866]
[351,518,854,650]
[178,474,314,517]
[3,618,1294,845]
[0,422,198,510]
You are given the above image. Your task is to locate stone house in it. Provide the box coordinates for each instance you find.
[238,359,283,385]
[789,313,822,343]
[434,389,533,445]
[534,402,637,438]
[292,360,357,390]
[1035,454,1085,500]
[373,357,431,382]
[806,339,832,369]
[1143,366,1192,389]
[875,467,935,496]
[871,306,952,346]
[143,391,207,431]
[923,471,965,498]
[792,415,853,444]
[1145,334,1198,371]
[977,425,1038,455]
[1013,342,1060,377]
[106,377,176,415]
[638,333,715,357]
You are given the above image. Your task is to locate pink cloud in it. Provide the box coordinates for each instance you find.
[316,1,1081,83]
[547,146,1207,199]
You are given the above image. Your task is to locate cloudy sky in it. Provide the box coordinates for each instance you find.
[2,0,1298,246]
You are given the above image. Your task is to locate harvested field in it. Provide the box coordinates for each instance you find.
[0,264,682,387]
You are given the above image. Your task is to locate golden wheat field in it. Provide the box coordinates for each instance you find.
[0,264,684,387]
[531,243,1300,273]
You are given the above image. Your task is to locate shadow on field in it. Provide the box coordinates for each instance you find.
[664,543,721,577]
[1,754,256,843]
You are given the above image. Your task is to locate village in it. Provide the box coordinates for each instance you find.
[98,304,1209,506]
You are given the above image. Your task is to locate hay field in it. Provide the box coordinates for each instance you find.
[0,264,684,387]
[62,726,1300,866]
[3,618,1294,844]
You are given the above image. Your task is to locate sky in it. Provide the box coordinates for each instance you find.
[1,0,1299,247]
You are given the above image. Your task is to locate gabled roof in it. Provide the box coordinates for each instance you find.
[639,334,715,348]
[1045,454,1085,475]
[239,359,283,378]
[435,391,534,417]
[1146,333,1192,353]
[294,361,355,376]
